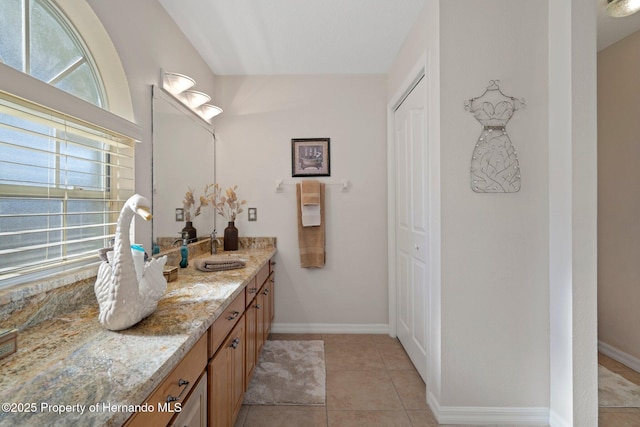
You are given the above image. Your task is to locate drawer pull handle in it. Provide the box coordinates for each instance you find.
[166,378,190,403]
[231,337,241,349]
[262,288,270,295]
[255,304,261,310]
[248,287,258,294]
[227,310,240,321]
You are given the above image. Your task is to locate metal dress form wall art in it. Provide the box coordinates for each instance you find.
[464,80,525,193]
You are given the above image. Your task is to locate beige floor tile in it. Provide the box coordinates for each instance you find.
[325,343,386,371]
[328,410,412,426]
[389,369,429,410]
[326,370,403,410]
[322,334,377,346]
[242,405,327,427]
[616,369,640,387]
[599,407,640,413]
[378,343,416,370]
[599,409,640,427]
[599,353,632,374]
[405,409,439,427]
[371,334,403,347]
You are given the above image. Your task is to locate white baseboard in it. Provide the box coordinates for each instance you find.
[428,391,549,426]
[598,340,640,372]
[271,323,389,335]
[548,409,571,427]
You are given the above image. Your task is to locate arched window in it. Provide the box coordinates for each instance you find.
[0,0,138,288]
[0,0,106,108]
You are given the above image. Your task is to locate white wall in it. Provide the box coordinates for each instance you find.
[597,30,640,364]
[85,0,217,248]
[549,1,598,425]
[387,1,598,424]
[214,75,389,330]
[439,0,550,409]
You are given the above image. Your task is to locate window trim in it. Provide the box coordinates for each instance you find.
[0,62,141,142]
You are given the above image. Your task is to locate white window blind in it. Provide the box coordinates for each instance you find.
[0,91,135,286]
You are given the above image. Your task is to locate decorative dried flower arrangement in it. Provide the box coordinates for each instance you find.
[211,184,246,222]
[182,183,214,222]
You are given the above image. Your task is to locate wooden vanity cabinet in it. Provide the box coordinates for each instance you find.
[170,371,207,427]
[244,293,258,387]
[244,261,275,389]
[124,256,275,427]
[208,292,245,358]
[125,333,208,427]
[262,272,275,341]
[208,313,245,427]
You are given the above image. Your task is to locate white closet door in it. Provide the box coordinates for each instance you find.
[394,76,428,381]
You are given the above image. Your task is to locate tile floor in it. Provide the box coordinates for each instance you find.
[598,353,640,427]
[234,333,436,427]
[234,334,640,426]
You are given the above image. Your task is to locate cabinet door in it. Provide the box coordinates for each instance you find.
[229,315,245,423]
[208,345,230,427]
[262,273,274,339]
[208,315,245,427]
[255,288,266,356]
[170,371,207,427]
[269,273,275,324]
[126,334,207,427]
[245,299,257,389]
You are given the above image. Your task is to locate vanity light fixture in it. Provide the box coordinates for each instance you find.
[607,0,640,17]
[181,90,211,109]
[162,71,195,95]
[160,69,223,123]
[198,104,223,119]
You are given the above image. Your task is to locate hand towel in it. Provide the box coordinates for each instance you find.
[301,180,321,205]
[194,257,246,272]
[301,180,321,227]
[297,182,325,268]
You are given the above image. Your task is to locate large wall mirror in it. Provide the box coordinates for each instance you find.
[152,86,215,248]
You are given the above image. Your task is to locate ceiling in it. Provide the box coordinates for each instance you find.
[597,0,640,50]
[159,0,640,76]
[157,0,426,75]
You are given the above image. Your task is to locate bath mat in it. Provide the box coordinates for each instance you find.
[244,340,326,405]
[599,365,640,407]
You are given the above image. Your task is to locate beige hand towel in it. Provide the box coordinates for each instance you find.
[297,182,325,268]
[300,180,321,227]
[301,180,321,205]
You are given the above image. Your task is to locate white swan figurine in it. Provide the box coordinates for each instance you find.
[94,194,168,331]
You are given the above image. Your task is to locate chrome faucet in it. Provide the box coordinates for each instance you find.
[173,231,190,247]
[211,229,218,254]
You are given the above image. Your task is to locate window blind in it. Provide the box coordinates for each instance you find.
[0,91,135,286]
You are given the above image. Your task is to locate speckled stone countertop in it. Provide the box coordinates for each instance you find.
[0,243,276,427]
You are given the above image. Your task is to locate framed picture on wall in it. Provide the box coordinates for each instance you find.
[291,138,331,177]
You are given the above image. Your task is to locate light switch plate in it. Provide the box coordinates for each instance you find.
[248,208,257,221]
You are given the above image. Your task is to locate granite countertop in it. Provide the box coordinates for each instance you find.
[0,245,276,427]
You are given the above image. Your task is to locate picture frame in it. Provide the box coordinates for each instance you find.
[291,138,331,177]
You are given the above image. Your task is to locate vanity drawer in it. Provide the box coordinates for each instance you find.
[209,292,245,358]
[256,262,269,288]
[125,333,207,427]
[245,276,259,308]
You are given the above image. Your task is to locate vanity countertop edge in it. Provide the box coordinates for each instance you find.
[0,245,277,427]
